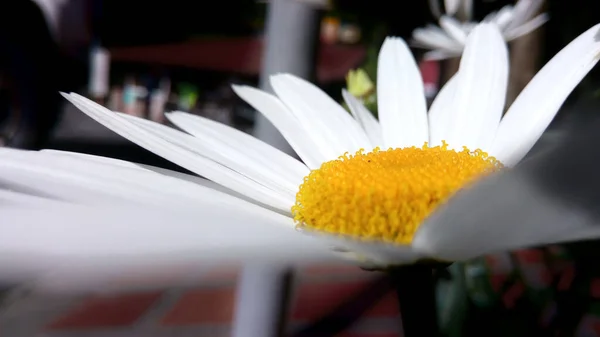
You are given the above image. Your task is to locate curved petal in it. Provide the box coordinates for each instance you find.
[165,111,309,183]
[0,148,166,206]
[461,22,477,35]
[505,0,544,31]
[492,5,515,31]
[444,0,460,16]
[342,89,383,147]
[412,27,463,52]
[119,113,297,200]
[0,189,68,207]
[445,23,508,151]
[0,203,335,289]
[232,85,328,168]
[428,75,458,146]
[270,74,371,155]
[62,93,291,211]
[504,13,549,41]
[377,37,429,148]
[483,10,498,23]
[40,149,264,208]
[0,148,288,216]
[411,167,600,261]
[491,24,600,166]
[306,231,424,267]
[423,49,460,61]
[439,16,468,44]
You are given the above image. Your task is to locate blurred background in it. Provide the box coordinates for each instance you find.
[2,0,600,336]
[2,0,597,158]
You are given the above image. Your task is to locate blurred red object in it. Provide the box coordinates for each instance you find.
[419,59,440,98]
[109,37,366,83]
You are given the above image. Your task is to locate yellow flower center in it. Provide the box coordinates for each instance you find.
[292,141,503,244]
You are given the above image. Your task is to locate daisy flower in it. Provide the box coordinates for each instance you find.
[413,0,549,60]
[1,23,600,289]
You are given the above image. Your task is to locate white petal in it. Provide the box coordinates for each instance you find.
[232,85,326,168]
[412,167,600,261]
[165,111,309,183]
[428,75,458,146]
[461,22,477,35]
[0,148,163,206]
[0,204,335,288]
[0,148,288,218]
[41,149,142,169]
[457,0,473,20]
[415,116,600,261]
[504,13,549,41]
[491,24,600,166]
[377,37,429,148]
[412,27,463,52]
[64,94,290,210]
[439,16,468,44]
[423,49,460,61]
[433,22,469,40]
[40,149,260,206]
[505,0,544,31]
[3,149,294,217]
[445,23,508,151]
[483,10,498,23]
[444,0,460,15]
[493,5,515,31]
[119,113,297,201]
[62,93,291,211]
[270,74,371,154]
[0,189,67,207]
[342,89,383,147]
[306,231,424,266]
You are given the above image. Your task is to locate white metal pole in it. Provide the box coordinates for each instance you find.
[232,1,320,337]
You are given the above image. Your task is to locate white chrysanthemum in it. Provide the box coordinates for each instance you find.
[1,23,600,291]
[413,0,549,60]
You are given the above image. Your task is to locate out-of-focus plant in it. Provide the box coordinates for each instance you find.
[346,68,374,97]
[345,68,377,114]
[342,22,386,117]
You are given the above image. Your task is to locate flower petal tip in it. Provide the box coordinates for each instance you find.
[466,22,505,48]
[594,24,600,42]
[383,36,406,46]
[380,37,411,60]
[268,74,285,86]
[270,72,293,81]
[472,22,501,34]
[231,84,255,98]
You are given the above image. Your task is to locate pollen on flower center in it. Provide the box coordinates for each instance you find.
[291,141,503,244]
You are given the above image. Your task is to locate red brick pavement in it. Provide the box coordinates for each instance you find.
[0,264,401,337]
